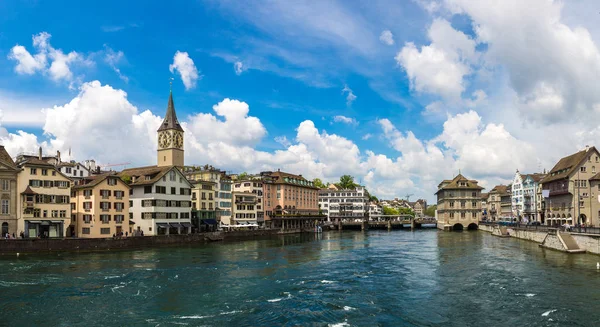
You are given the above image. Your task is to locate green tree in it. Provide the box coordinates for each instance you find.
[313,178,326,188]
[237,172,249,180]
[120,174,131,184]
[369,195,378,202]
[382,206,399,215]
[398,207,415,217]
[337,175,357,189]
[424,205,437,217]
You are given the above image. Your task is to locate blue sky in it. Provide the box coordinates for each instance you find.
[2,0,600,201]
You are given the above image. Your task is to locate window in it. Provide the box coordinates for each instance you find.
[449,201,455,208]
[171,187,176,194]
[155,186,166,194]
[83,202,92,210]
[42,169,48,176]
[461,201,466,208]
[101,228,111,235]
[82,228,90,235]
[51,210,58,218]
[580,201,585,207]
[30,168,37,175]
[581,166,587,173]
[115,203,124,211]
[100,190,111,198]
[59,210,66,218]
[84,215,92,223]
[144,186,152,194]
[66,167,72,174]
[461,212,466,218]
[170,170,176,181]
[471,201,477,208]
[1,200,8,214]
[100,202,111,211]
[115,215,124,223]
[129,200,133,207]
[114,191,124,199]
[1,180,9,191]
[101,215,110,223]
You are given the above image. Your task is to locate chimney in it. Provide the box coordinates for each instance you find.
[57,150,61,163]
[586,145,590,152]
[38,147,42,160]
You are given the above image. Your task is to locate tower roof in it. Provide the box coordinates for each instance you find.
[157,92,184,132]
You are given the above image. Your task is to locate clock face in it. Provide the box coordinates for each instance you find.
[159,132,172,148]
[173,132,183,148]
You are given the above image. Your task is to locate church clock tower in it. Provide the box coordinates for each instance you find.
[157,91,184,167]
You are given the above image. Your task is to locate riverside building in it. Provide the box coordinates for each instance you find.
[118,91,193,235]
[541,146,600,226]
[16,148,72,238]
[190,179,217,230]
[232,179,264,227]
[511,170,546,223]
[0,146,19,237]
[318,186,368,222]
[435,174,483,231]
[71,173,130,238]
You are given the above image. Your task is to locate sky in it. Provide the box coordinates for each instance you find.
[1,0,600,202]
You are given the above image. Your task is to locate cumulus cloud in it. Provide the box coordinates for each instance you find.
[8,31,90,84]
[362,133,373,140]
[342,85,357,105]
[332,115,358,126]
[396,19,476,100]
[169,51,200,90]
[379,30,394,45]
[274,136,291,147]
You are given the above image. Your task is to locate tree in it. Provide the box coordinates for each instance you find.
[424,205,437,217]
[337,175,357,189]
[369,195,378,202]
[398,207,415,217]
[313,178,326,188]
[120,174,131,184]
[237,172,249,180]
[382,206,399,215]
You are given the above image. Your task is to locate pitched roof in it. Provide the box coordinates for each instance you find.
[118,165,172,186]
[157,92,184,132]
[489,185,509,195]
[481,192,489,199]
[0,146,17,170]
[18,157,54,167]
[21,185,37,195]
[436,174,484,193]
[542,147,598,184]
[72,172,129,190]
[263,170,319,189]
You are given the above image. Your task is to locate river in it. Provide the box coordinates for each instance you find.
[1,230,599,326]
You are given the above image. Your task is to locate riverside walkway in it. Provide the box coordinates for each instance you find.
[328,215,437,230]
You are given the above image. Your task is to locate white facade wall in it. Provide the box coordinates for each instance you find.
[58,163,90,179]
[319,186,368,222]
[129,170,192,236]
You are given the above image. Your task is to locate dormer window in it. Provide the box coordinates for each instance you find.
[145,176,151,181]
[459,182,466,187]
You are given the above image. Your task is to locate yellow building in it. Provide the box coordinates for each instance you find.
[191,179,217,229]
[435,174,483,231]
[71,173,131,238]
[0,146,19,237]
[232,191,259,227]
[17,153,72,238]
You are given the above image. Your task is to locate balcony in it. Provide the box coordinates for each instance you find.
[25,201,34,208]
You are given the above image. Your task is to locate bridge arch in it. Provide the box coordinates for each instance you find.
[467,223,478,230]
[452,223,464,231]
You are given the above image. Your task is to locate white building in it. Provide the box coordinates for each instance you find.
[368,202,382,219]
[319,186,368,222]
[233,180,264,226]
[511,170,546,223]
[120,166,192,235]
[58,161,90,180]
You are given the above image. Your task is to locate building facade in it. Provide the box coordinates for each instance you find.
[0,146,19,237]
[191,179,217,227]
[318,186,368,222]
[541,146,600,226]
[233,180,264,226]
[57,161,90,180]
[231,192,259,227]
[71,173,130,238]
[368,202,383,219]
[435,174,483,231]
[511,171,546,223]
[17,155,72,238]
[413,199,427,218]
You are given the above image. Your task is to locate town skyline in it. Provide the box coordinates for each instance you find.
[2,0,600,202]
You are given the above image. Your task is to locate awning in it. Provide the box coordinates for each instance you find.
[169,223,182,228]
[157,223,169,228]
[26,220,41,224]
[181,222,192,228]
[202,219,218,225]
[51,220,63,224]
[41,221,50,226]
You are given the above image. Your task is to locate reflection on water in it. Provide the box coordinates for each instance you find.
[1,231,600,326]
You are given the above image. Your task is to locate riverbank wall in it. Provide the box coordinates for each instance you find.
[0,228,312,255]
[479,224,600,255]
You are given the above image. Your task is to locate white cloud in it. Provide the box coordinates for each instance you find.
[274,136,291,147]
[362,133,373,140]
[8,32,89,84]
[396,19,476,100]
[379,30,394,45]
[104,46,128,82]
[234,61,244,75]
[169,51,200,90]
[332,115,358,126]
[342,85,357,105]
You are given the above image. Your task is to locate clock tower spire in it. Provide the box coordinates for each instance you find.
[157,89,184,167]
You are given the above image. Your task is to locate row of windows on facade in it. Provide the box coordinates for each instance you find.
[80,202,126,211]
[441,192,479,198]
[1,180,10,191]
[448,212,478,218]
[140,200,191,208]
[234,182,262,188]
[192,202,214,210]
[141,212,191,219]
[235,213,257,219]
[326,206,365,211]
[29,168,60,176]
[63,167,85,176]
[192,192,214,200]
[28,209,68,218]
[320,192,364,197]
[81,227,112,235]
[144,186,191,195]
[236,204,260,211]
[29,180,70,188]
[74,189,125,198]
[82,214,125,224]
[448,201,479,208]
[26,194,70,204]
[320,198,367,203]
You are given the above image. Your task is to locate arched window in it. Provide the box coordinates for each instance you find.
[1,222,8,236]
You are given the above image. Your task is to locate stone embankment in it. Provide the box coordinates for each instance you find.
[0,228,312,255]
[479,224,600,255]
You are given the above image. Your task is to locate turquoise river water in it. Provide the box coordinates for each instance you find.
[1,230,600,326]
